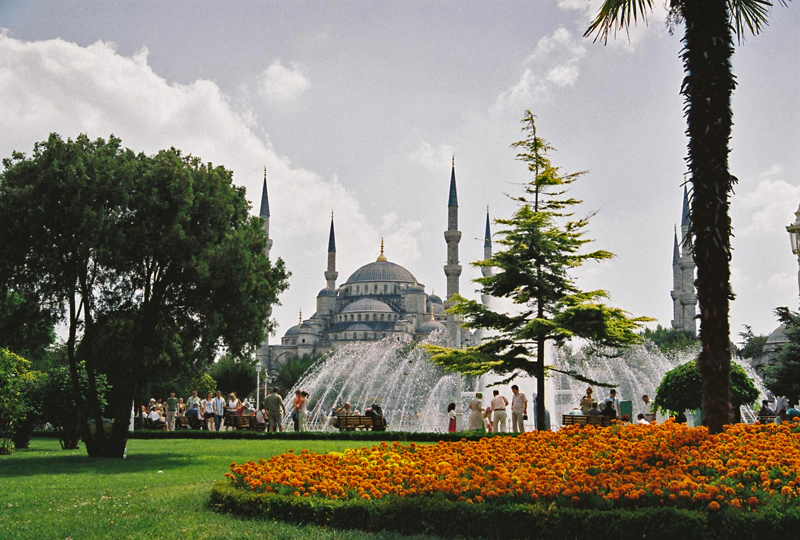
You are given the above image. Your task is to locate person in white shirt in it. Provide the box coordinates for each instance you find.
[636,413,650,425]
[510,385,528,433]
[490,389,509,433]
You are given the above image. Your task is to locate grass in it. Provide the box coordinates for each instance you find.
[0,438,444,540]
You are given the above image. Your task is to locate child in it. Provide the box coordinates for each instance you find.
[447,402,457,433]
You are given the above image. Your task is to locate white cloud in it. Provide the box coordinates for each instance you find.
[409,142,455,172]
[492,27,585,114]
[736,167,800,237]
[0,34,386,334]
[261,59,309,102]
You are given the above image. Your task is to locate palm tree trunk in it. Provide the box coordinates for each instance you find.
[682,0,736,433]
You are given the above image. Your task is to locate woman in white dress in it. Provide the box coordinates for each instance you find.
[467,392,484,430]
[298,391,309,431]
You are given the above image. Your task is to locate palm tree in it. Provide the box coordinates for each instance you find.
[586,0,785,433]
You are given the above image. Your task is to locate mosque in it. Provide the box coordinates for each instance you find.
[256,160,491,366]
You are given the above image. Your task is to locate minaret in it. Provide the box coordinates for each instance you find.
[670,186,698,335]
[444,156,462,305]
[260,167,273,258]
[324,212,338,289]
[481,208,492,308]
[257,167,274,376]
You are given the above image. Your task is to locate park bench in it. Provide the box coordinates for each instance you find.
[143,417,167,430]
[561,414,614,428]
[335,414,387,431]
[232,415,267,432]
[758,415,777,424]
[175,415,205,430]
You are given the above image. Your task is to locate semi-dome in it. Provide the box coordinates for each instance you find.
[283,325,301,337]
[345,260,417,285]
[317,288,337,297]
[346,323,373,332]
[417,319,446,334]
[341,298,395,313]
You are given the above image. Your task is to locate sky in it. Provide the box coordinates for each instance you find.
[1,1,798,346]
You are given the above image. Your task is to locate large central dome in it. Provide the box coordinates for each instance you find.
[345,260,417,284]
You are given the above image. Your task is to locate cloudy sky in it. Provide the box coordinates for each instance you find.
[1,1,798,346]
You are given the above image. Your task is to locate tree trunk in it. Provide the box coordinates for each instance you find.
[535,336,546,431]
[682,0,736,434]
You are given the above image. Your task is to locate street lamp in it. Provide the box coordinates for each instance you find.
[787,204,800,295]
[256,363,263,409]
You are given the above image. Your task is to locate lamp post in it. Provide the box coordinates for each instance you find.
[256,363,263,410]
[787,204,800,295]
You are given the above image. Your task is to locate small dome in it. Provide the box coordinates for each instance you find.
[347,323,372,332]
[283,325,301,337]
[417,319,446,334]
[345,260,416,285]
[318,288,337,297]
[428,293,443,304]
[767,324,789,344]
[341,298,394,313]
[407,282,424,293]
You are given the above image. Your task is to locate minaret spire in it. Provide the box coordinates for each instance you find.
[671,186,697,335]
[324,211,338,289]
[444,157,463,346]
[481,207,493,309]
[260,167,273,258]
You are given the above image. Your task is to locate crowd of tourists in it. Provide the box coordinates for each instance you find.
[141,387,313,432]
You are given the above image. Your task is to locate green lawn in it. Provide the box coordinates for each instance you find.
[0,438,443,540]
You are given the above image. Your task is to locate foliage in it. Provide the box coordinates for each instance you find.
[208,354,258,400]
[426,111,648,430]
[272,353,321,397]
[653,360,759,414]
[764,307,800,402]
[0,133,289,457]
[642,325,699,356]
[0,290,56,361]
[736,325,768,359]
[217,423,800,538]
[0,348,33,453]
[191,373,218,398]
[585,0,786,436]
[10,368,47,449]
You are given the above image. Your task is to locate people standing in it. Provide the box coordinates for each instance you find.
[201,392,215,431]
[642,394,655,422]
[580,387,594,414]
[186,389,201,412]
[490,389,509,433]
[467,392,484,430]
[265,387,285,432]
[212,390,226,432]
[510,385,528,433]
[292,390,302,431]
[165,391,178,431]
[447,402,457,433]
[604,389,621,419]
[298,391,309,431]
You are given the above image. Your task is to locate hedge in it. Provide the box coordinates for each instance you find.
[211,480,800,539]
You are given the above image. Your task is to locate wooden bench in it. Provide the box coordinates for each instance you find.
[562,414,614,427]
[232,415,267,432]
[335,414,387,431]
[175,415,205,430]
[758,415,777,424]
[143,417,167,431]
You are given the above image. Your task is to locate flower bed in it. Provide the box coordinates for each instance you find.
[213,422,800,538]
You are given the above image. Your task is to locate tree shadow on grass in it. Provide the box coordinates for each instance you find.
[1,449,198,478]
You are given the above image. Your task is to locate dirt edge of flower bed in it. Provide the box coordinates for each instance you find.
[210,480,800,540]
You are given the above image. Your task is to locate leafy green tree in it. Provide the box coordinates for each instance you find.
[272,354,320,398]
[0,133,289,457]
[586,1,787,434]
[0,348,33,454]
[736,325,768,359]
[654,360,759,422]
[426,111,649,431]
[191,373,218,399]
[0,290,56,361]
[208,354,257,400]
[642,325,699,356]
[764,307,800,402]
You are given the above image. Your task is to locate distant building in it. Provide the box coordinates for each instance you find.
[671,187,697,335]
[261,159,490,365]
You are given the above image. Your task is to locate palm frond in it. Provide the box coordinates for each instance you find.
[584,0,656,43]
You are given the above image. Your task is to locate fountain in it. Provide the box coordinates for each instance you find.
[287,333,768,432]
[285,330,466,432]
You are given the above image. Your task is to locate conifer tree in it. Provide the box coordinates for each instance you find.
[427,111,649,430]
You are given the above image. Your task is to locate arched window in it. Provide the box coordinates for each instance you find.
[384,284,388,294]
[374,284,378,293]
